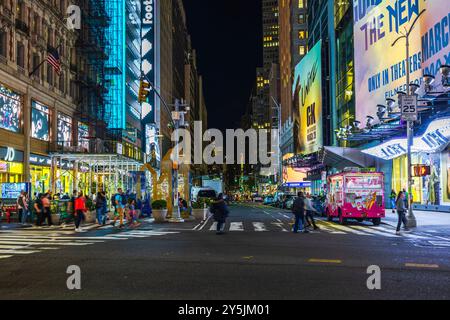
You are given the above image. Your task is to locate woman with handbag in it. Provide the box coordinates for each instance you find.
[395,191,410,235]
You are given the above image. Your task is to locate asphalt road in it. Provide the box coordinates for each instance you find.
[0,203,449,300]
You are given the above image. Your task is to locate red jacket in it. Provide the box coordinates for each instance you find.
[74,197,87,212]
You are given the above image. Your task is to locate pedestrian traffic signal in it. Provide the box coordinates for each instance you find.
[138,80,151,103]
[413,165,431,177]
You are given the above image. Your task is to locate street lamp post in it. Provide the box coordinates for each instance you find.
[391,9,426,228]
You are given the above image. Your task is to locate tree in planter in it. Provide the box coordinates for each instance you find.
[152,200,167,210]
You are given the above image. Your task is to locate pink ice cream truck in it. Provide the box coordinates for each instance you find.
[325,171,385,226]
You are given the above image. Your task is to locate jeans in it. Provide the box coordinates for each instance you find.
[75,210,85,229]
[390,199,396,211]
[96,207,106,225]
[397,210,408,232]
[216,220,225,233]
[21,209,29,224]
[293,214,304,233]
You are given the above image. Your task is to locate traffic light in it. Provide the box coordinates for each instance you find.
[138,80,151,103]
[413,165,431,177]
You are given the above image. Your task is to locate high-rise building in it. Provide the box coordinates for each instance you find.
[279,0,308,156]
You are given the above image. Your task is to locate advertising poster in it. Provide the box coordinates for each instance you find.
[293,40,323,155]
[0,85,21,133]
[442,148,450,205]
[353,0,450,123]
[31,101,50,141]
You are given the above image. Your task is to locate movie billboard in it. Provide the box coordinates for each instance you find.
[293,40,323,155]
[353,0,450,123]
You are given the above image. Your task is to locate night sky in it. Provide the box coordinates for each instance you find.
[183,0,262,131]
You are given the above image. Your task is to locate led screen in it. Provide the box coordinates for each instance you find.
[0,85,21,133]
[31,101,50,141]
[57,113,72,146]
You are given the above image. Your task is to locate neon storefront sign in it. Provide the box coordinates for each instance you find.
[362,117,450,160]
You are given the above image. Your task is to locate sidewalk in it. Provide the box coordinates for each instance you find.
[383,209,450,228]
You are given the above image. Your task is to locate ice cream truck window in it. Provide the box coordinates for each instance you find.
[345,176,383,190]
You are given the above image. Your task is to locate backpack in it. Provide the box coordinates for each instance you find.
[121,194,128,206]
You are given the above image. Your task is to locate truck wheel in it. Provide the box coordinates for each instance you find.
[339,212,346,225]
[372,218,381,226]
[326,209,333,222]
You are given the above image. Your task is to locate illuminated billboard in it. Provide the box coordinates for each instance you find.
[141,0,156,122]
[283,166,308,185]
[353,0,450,123]
[31,101,50,141]
[0,85,21,133]
[293,40,323,155]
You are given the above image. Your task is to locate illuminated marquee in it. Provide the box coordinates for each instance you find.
[362,117,450,160]
[141,0,156,122]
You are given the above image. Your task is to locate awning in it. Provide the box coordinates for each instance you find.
[322,146,375,170]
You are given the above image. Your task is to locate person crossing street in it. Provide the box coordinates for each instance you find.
[112,188,127,228]
[292,192,308,234]
[74,192,87,232]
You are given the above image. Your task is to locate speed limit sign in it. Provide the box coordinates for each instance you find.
[400,95,418,121]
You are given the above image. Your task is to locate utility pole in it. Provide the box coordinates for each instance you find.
[170,99,184,223]
[391,9,425,228]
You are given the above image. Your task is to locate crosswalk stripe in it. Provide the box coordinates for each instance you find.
[271,222,288,232]
[319,221,371,236]
[0,240,94,246]
[0,255,13,259]
[0,245,29,250]
[209,222,218,231]
[428,241,450,247]
[350,226,399,238]
[315,222,346,234]
[230,222,244,231]
[253,222,267,232]
[0,250,39,255]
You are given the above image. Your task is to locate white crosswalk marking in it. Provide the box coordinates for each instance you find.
[319,221,370,236]
[230,222,244,231]
[253,222,267,232]
[210,222,218,231]
[0,227,179,260]
[350,226,400,238]
[271,222,288,232]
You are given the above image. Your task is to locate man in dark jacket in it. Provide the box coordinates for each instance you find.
[210,193,230,235]
[292,192,308,233]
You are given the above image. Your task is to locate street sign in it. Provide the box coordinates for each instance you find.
[400,95,418,121]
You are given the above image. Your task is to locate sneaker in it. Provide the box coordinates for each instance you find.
[77,228,87,233]
[396,231,402,235]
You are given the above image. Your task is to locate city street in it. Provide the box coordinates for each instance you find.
[1,204,449,300]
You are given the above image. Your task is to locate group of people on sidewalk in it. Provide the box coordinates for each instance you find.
[291,192,320,234]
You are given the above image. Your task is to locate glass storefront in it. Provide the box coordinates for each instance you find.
[392,152,442,206]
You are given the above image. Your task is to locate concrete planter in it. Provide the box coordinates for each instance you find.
[192,208,209,221]
[84,211,97,224]
[152,209,168,223]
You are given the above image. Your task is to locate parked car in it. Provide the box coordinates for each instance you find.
[253,195,264,202]
[280,194,296,209]
[263,196,274,205]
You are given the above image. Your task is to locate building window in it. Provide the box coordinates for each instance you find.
[298,0,304,9]
[32,54,40,78]
[16,43,24,68]
[31,101,50,141]
[47,64,53,85]
[299,45,306,56]
[0,31,7,59]
[0,84,21,133]
[78,122,89,150]
[298,30,305,40]
[298,14,305,24]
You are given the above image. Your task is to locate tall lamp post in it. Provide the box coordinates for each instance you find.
[391,9,426,228]
[271,96,282,185]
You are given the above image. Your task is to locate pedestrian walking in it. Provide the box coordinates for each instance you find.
[390,190,397,213]
[396,191,410,235]
[74,191,87,232]
[127,199,140,227]
[18,191,30,225]
[34,194,44,227]
[304,193,319,231]
[210,193,230,235]
[112,188,127,228]
[292,192,308,234]
[95,192,107,226]
[41,193,53,227]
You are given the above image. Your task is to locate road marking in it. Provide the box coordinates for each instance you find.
[0,255,13,259]
[0,249,40,255]
[0,245,29,250]
[315,222,346,234]
[230,222,244,231]
[405,263,439,269]
[319,221,371,236]
[253,222,267,232]
[0,240,94,246]
[271,222,288,232]
[350,226,399,238]
[308,259,342,264]
[428,241,450,247]
[198,215,212,231]
[209,222,218,231]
